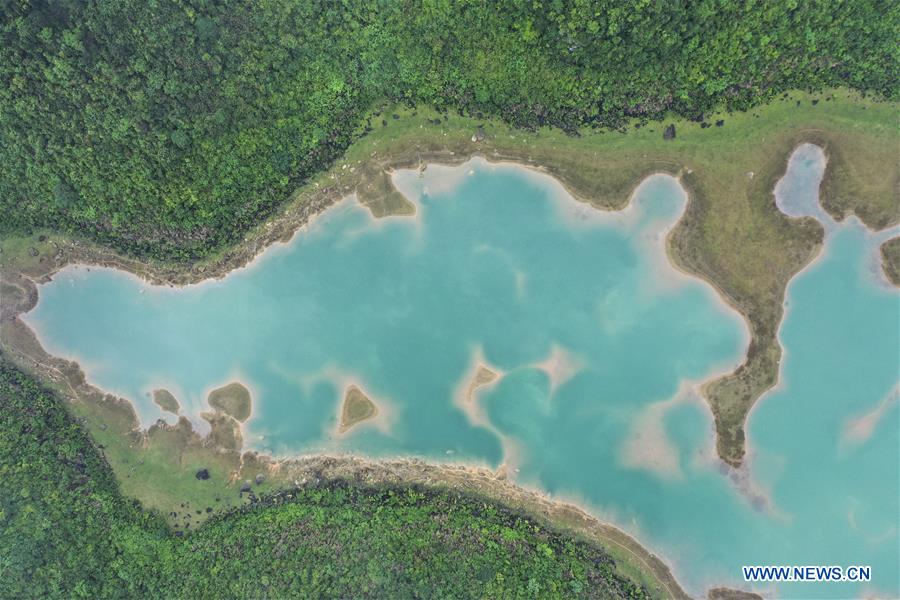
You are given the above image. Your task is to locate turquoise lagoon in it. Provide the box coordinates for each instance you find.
[23,146,899,597]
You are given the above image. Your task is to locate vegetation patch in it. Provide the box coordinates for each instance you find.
[152,388,179,414]
[708,588,764,600]
[207,381,252,422]
[356,164,417,217]
[339,385,379,433]
[880,237,900,287]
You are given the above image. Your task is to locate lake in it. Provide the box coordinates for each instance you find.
[24,145,899,597]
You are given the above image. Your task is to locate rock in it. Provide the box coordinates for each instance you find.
[663,124,676,140]
[255,474,265,485]
[28,247,38,257]
[715,119,725,127]
[195,468,210,480]
[206,507,213,513]
[38,235,47,242]
[240,482,252,493]
[471,126,486,142]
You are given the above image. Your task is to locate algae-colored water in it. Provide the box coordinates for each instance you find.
[24,147,899,597]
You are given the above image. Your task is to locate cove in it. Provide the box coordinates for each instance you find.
[22,149,899,597]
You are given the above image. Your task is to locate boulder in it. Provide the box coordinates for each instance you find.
[195,468,210,480]
[663,124,676,140]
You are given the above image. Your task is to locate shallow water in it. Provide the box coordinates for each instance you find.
[23,148,899,597]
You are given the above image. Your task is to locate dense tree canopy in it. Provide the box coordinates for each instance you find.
[1,0,896,259]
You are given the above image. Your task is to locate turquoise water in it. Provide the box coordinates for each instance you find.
[22,150,899,597]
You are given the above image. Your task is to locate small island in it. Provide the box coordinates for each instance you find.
[339,385,379,433]
[207,382,252,422]
[152,388,180,414]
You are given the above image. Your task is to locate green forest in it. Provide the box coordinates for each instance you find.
[0,360,651,598]
[2,0,897,260]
